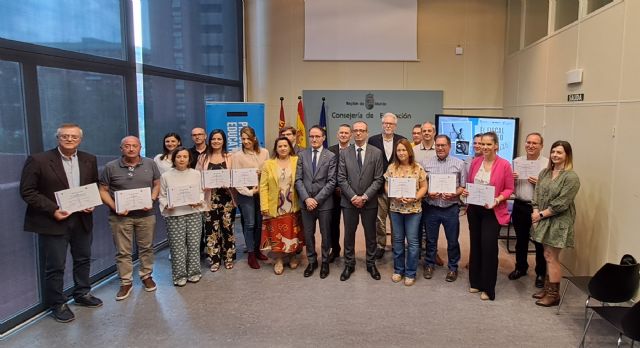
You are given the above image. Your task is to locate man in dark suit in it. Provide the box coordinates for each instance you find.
[295,125,337,278]
[280,125,304,154]
[338,121,384,281]
[367,112,406,259]
[20,123,103,323]
[327,124,352,262]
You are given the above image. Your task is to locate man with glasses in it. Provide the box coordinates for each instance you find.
[367,113,405,259]
[20,123,103,323]
[189,127,207,168]
[279,126,303,154]
[420,135,466,282]
[509,132,548,288]
[339,121,384,281]
[99,136,161,301]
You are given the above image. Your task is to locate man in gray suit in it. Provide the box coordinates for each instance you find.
[295,125,337,279]
[338,121,385,281]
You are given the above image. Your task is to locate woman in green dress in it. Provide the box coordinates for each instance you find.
[530,140,580,307]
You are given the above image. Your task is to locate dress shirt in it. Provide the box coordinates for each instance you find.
[58,147,79,188]
[513,155,548,202]
[414,142,436,165]
[422,155,466,208]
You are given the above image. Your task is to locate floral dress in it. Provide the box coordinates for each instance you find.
[204,161,237,266]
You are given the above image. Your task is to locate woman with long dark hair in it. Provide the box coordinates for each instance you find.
[530,140,580,307]
[196,129,237,272]
[154,132,182,174]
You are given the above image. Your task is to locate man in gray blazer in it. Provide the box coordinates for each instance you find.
[295,126,337,278]
[338,121,385,281]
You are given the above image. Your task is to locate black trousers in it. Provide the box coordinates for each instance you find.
[512,200,546,276]
[330,191,342,253]
[467,205,499,299]
[302,208,332,263]
[342,207,377,267]
[39,214,92,307]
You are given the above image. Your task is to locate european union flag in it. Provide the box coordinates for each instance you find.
[319,99,327,148]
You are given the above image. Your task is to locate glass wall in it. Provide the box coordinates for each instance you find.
[524,0,549,47]
[0,0,124,59]
[555,0,579,31]
[507,0,522,54]
[0,0,243,334]
[0,60,39,325]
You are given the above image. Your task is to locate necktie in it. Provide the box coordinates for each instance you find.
[357,148,363,170]
[312,149,318,174]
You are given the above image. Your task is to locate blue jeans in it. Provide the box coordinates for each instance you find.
[390,212,421,279]
[236,194,262,251]
[424,204,461,271]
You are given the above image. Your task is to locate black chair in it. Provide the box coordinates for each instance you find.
[557,255,639,317]
[579,301,640,347]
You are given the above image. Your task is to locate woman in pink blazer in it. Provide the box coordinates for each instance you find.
[462,132,514,301]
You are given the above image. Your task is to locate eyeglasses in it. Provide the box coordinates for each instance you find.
[309,135,323,139]
[58,134,81,140]
[353,129,367,133]
[192,133,205,137]
[382,122,396,126]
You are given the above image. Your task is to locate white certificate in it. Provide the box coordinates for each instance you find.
[466,183,496,206]
[388,177,417,198]
[514,160,540,178]
[428,174,457,194]
[54,183,103,213]
[167,184,201,207]
[114,187,152,213]
[232,168,259,187]
[202,169,231,188]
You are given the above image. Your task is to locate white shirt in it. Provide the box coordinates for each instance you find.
[355,143,367,166]
[382,137,393,161]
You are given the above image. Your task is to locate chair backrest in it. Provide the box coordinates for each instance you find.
[621,301,640,341]
[588,262,640,303]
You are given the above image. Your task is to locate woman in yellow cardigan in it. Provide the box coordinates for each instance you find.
[259,136,303,275]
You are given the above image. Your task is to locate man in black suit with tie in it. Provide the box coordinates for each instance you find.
[338,121,384,281]
[327,124,352,262]
[367,113,405,259]
[295,126,337,278]
[20,123,103,323]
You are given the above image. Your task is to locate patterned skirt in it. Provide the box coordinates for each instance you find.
[260,212,305,254]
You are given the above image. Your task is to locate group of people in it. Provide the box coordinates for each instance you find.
[19,115,580,323]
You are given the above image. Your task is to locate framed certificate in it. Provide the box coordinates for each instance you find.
[428,174,457,194]
[388,177,417,198]
[114,187,152,214]
[232,168,259,187]
[167,184,201,207]
[466,183,495,206]
[202,169,231,189]
[54,183,103,213]
[514,160,541,178]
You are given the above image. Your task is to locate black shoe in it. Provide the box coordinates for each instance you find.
[320,263,330,279]
[51,304,75,323]
[303,262,318,277]
[374,248,385,259]
[367,265,381,280]
[423,265,434,279]
[508,269,527,280]
[74,293,103,308]
[535,275,545,288]
[328,249,340,263]
[340,266,354,281]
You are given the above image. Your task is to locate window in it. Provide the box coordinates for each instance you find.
[555,0,579,30]
[0,60,39,325]
[0,0,124,59]
[588,0,614,14]
[524,0,549,46]
[507,0,523,54]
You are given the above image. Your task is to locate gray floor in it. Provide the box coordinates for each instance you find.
[2,217,625,347]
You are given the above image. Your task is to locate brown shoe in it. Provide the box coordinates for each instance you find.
[423,266,434,279]
[142,277,157,292]
[445,270,458,282]
[115,284,133,301]
[435,253,445,267]
[532,275,549,299]
[535,282,560,307]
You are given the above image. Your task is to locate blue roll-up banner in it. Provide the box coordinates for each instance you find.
[205,102,265,153]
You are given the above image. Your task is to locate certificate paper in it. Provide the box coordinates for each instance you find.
[54,183,103,213]
[514,160,540,178]
[232,168,259,187]
[466,183,495,206]
[388,177,417,198]
[202,169,231,188]
[428,174,457,194]
[114,187,152,213]
[167,184,201,207]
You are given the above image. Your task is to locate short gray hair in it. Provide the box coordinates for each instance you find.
[56,123,83,138]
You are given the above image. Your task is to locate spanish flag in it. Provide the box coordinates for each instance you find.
[279,97,285,130]
[296,97,307,148]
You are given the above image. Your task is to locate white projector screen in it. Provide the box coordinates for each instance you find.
[304,0,418,61]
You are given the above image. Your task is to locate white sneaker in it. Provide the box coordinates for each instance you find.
[187,274,202,283]
[174,278,187,287]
